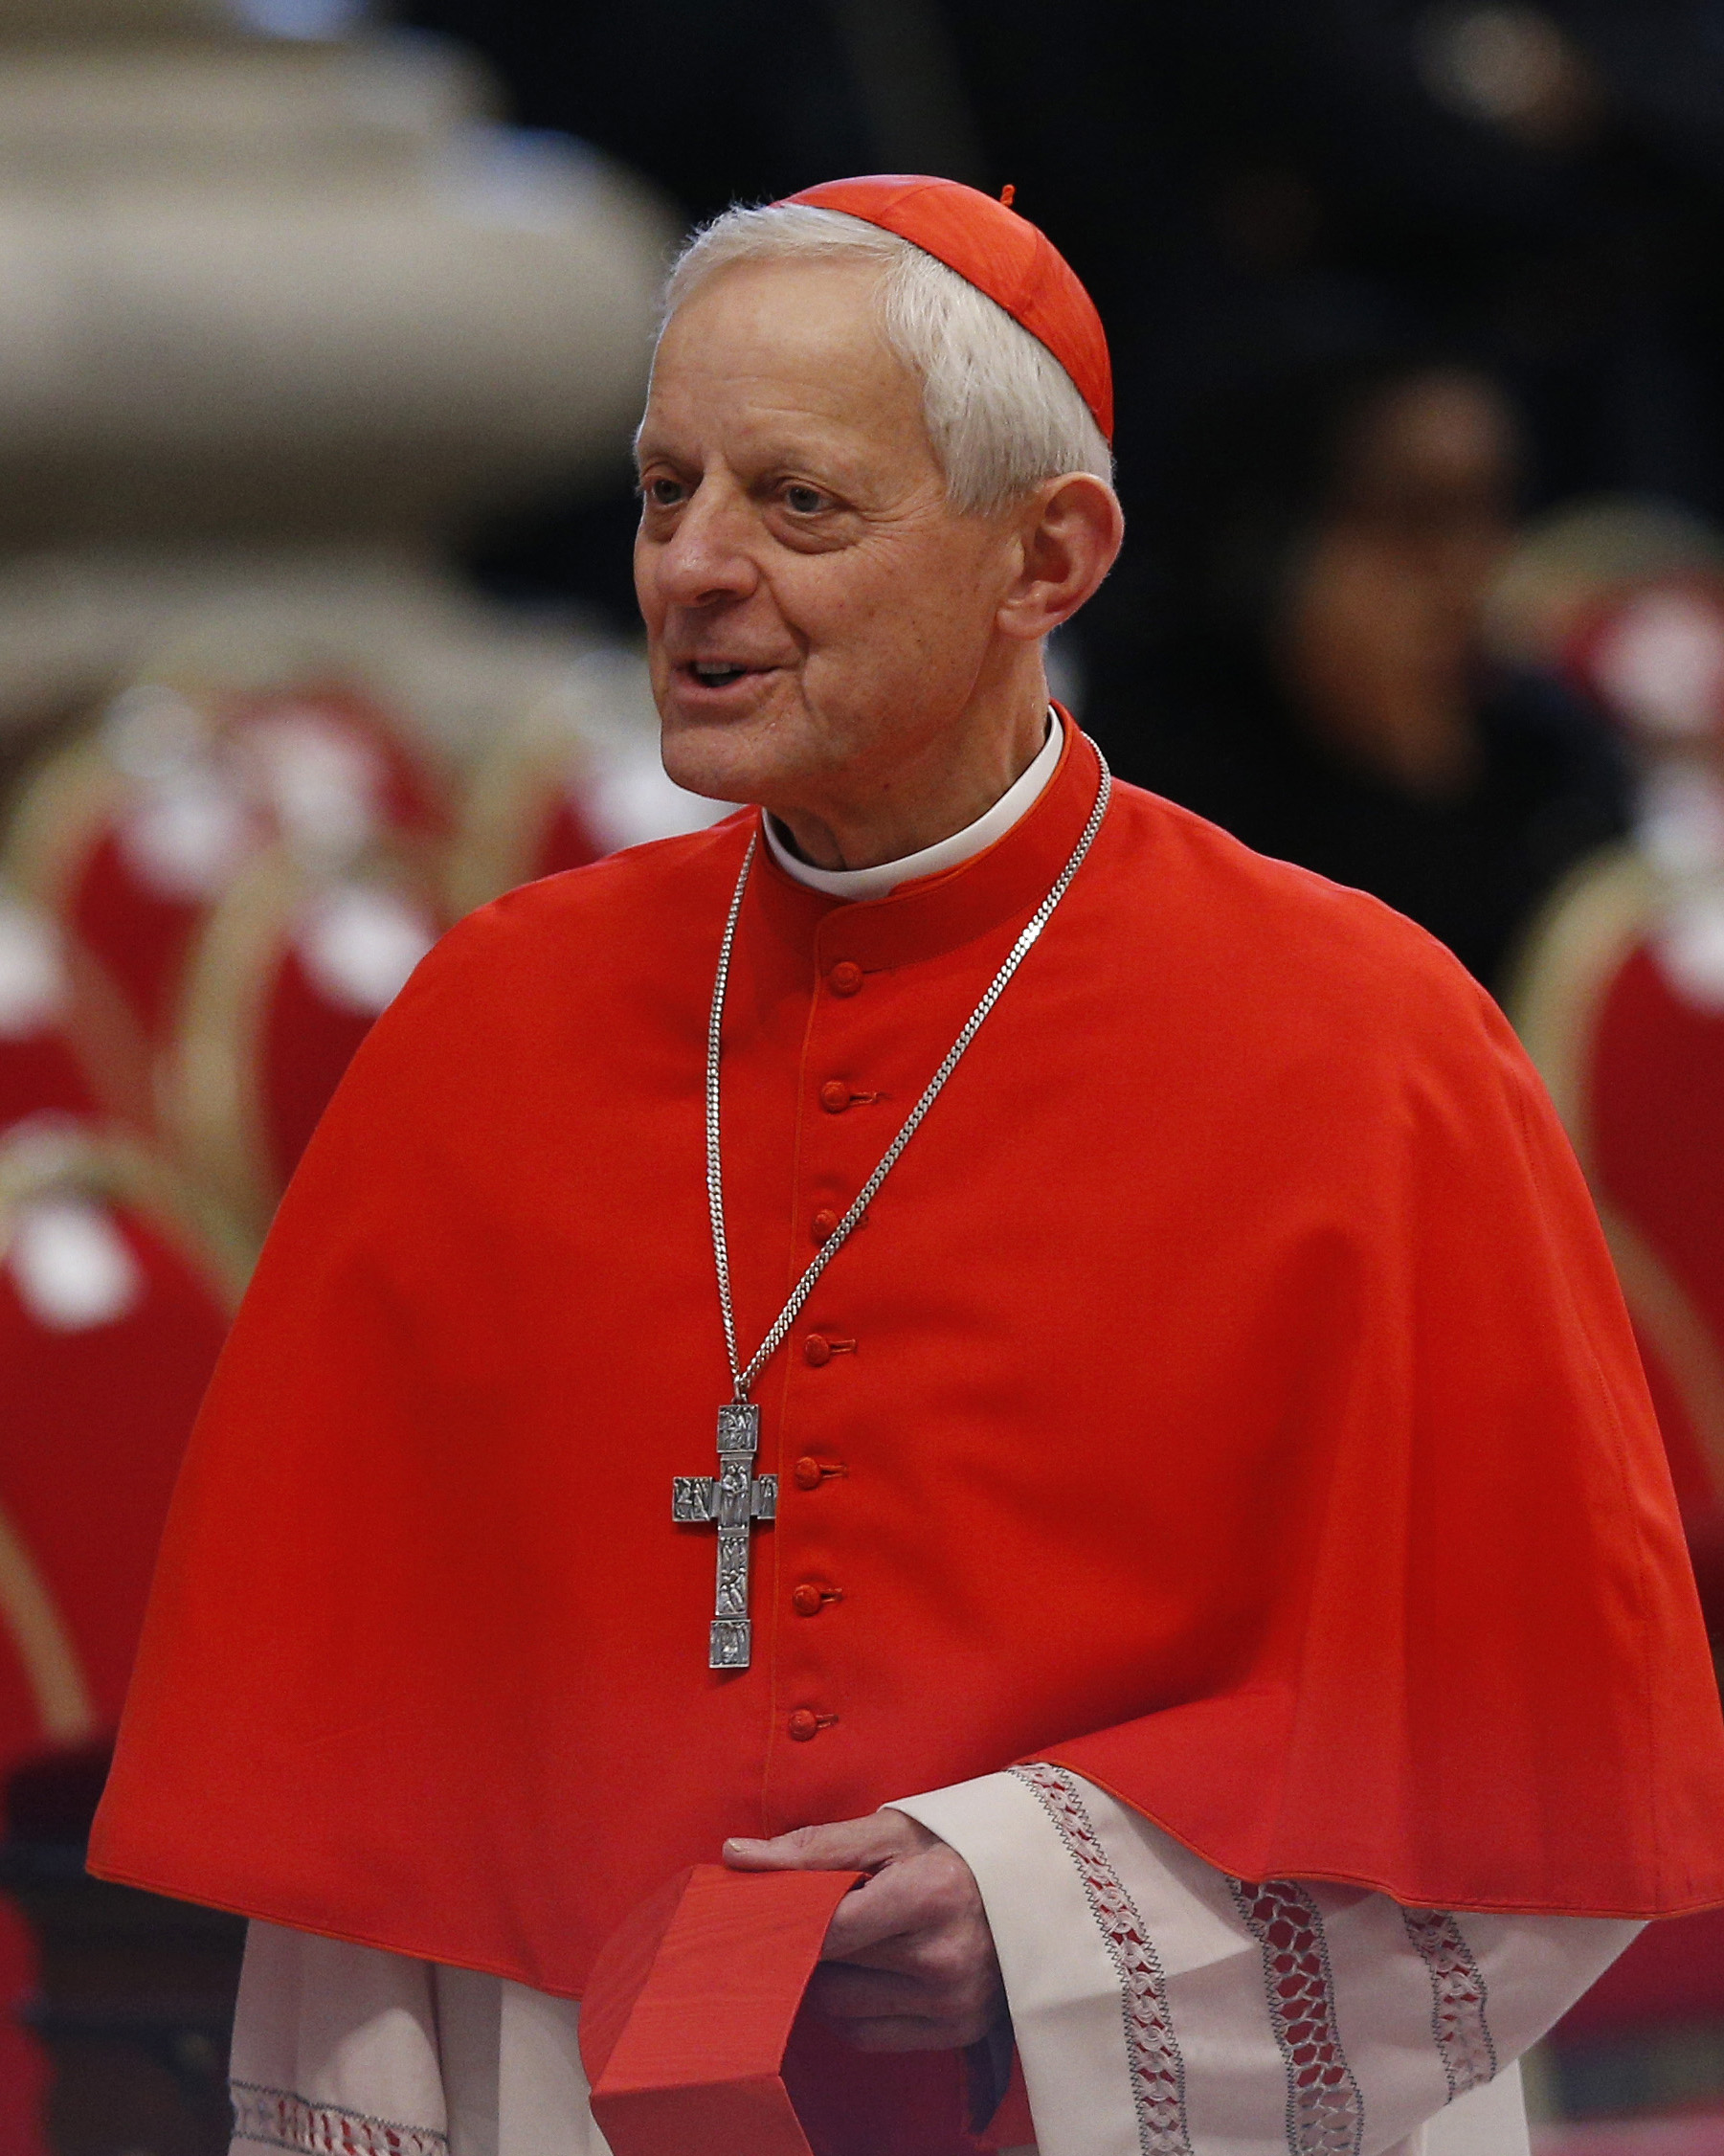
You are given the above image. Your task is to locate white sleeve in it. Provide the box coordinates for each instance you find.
[890,1764,1642,2156]
[227,1920,609,2156]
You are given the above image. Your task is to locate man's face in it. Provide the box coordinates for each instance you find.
[1281,370,1519,797]
[634,257,1019,816]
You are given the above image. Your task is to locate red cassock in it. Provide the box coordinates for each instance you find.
[92,725,1724,2013]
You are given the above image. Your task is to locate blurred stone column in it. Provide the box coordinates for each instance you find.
[0,0,676,750]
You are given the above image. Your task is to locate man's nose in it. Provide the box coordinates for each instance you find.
[655,485,761,608]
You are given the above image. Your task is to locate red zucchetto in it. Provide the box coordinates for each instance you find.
[779,173,1113,442]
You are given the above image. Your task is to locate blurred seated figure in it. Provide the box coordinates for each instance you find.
[0,1119,239,2152]
[1091,353,1629,990]
[1511,573,1724,1624]
[1485,495,1724,681]
[0,886,148,1133]
[165,847,443,1237]
[4,677,455,1236]
[1504,570,1724,2088]
[0,1119,240,1746]
[3,677,451,1065]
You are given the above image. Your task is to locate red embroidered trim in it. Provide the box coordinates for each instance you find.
[230,2082,449,2156]
[1400,1909,1497,2100]
[1012,1763,1192,2156]
[1228,1879,1363,2156]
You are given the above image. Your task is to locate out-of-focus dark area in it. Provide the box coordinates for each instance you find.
[0,1,1722,2149]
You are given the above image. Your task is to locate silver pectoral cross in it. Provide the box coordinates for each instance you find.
[672,1401,777,1670]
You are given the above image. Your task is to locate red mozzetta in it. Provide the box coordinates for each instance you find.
[92,719,1724,2003]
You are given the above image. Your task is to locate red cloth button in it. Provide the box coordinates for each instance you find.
[788,1709,821,1741]
[792,1583,825,1617]
[792,1456,825,1491]
[827,961,863,997]
[819,1080,853,1113]
[811,1208,840,1244]
[803,1333,833,1366]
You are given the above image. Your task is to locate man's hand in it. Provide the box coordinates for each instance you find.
[724,1810,1005,2052]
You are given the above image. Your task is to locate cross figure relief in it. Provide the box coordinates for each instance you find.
[672,1402,778,1670]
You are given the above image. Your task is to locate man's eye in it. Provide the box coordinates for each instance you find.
[783,484,826,515]
[644,477,685,509]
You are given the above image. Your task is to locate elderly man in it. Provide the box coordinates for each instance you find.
[93,177,1724,2156]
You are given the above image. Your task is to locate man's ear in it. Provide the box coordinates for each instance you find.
[997,474,1125,643]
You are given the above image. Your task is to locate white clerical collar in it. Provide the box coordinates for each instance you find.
[763,709,1064,900]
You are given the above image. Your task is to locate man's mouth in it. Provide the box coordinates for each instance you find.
[678,659,775,696]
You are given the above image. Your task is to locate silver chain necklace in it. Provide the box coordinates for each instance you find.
[670,739,1112,1669]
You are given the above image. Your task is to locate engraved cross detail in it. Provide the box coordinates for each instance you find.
[672,1402,778,1670]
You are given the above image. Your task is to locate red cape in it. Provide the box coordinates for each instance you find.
[92,721,1724,1998]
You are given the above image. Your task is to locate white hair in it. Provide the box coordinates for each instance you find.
[657,202,1113,517]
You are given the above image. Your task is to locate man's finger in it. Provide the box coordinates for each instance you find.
[819,1852,974,1963]
[723,1810,929,1875]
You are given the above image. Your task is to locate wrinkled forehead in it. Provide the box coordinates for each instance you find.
[638,257,930,470]
[655,249,891,358]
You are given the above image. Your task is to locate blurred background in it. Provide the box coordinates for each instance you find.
[0,0,1722,2149]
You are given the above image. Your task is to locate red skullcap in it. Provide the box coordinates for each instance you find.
[778,173,1114,443]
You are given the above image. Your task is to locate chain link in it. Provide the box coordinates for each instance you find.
[707,741,1112,1402]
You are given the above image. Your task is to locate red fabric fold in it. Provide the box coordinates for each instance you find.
[89,726,1724,2012]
